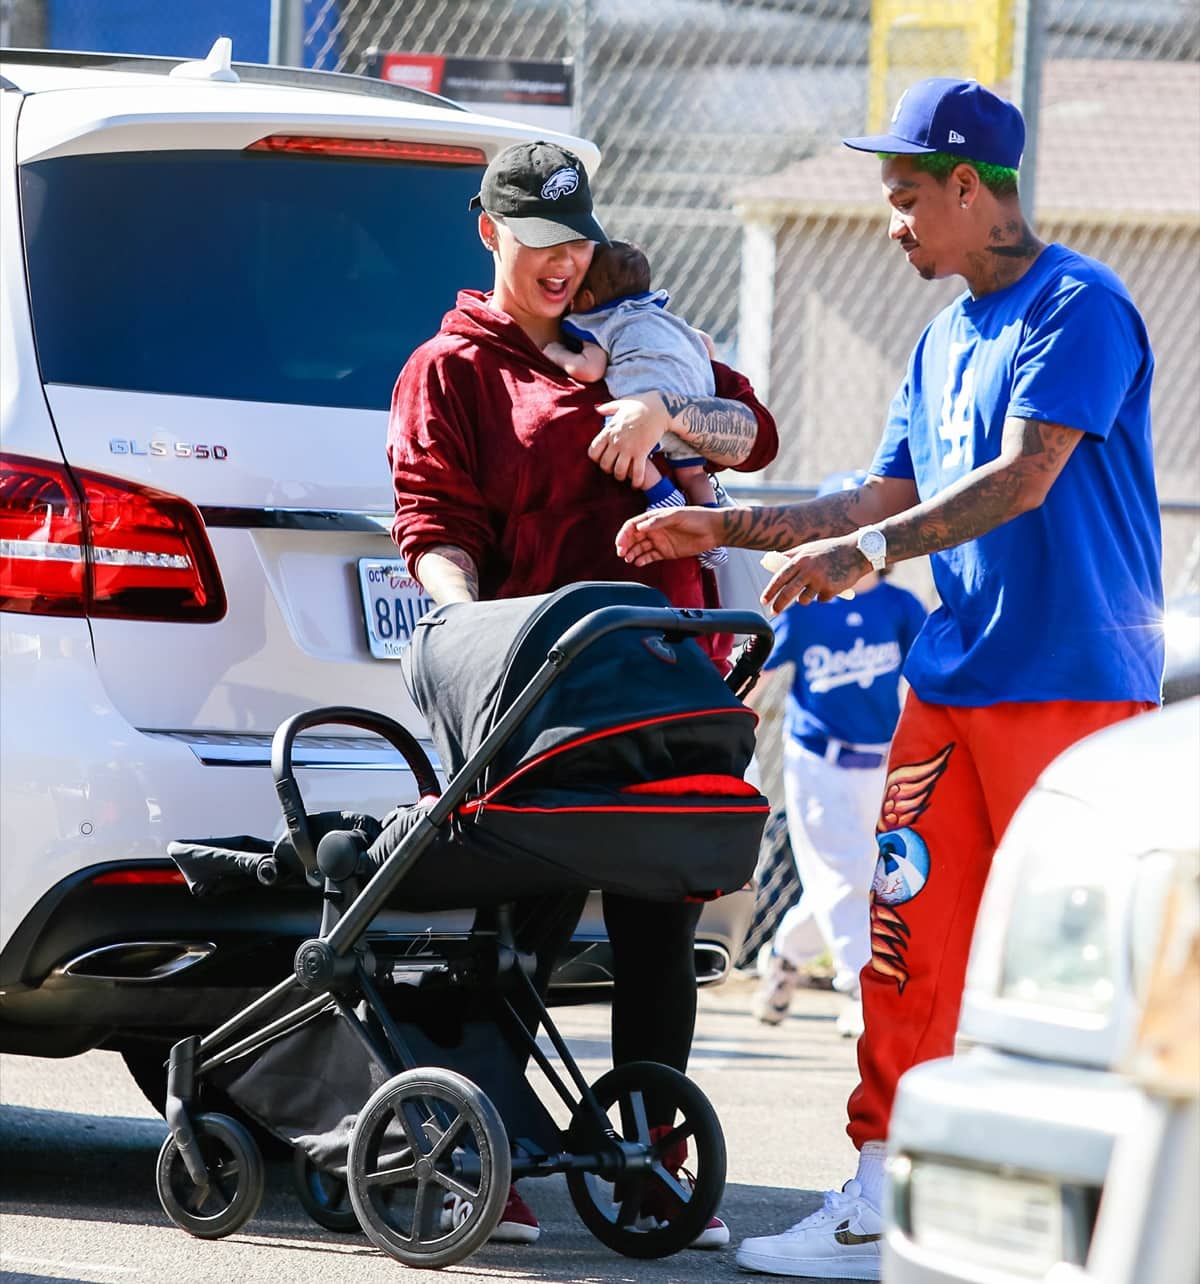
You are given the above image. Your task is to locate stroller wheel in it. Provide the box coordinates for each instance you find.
[292,1148,360,1233]
[346,1067,511,1268]
[156,1112,265,1239]
[565,1060,726,1259]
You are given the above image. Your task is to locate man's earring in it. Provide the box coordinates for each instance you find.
[960,201,968,209]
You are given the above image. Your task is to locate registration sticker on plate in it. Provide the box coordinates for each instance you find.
[358,559,435,659]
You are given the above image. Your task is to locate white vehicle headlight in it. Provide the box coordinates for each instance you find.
[979,790,1131,1020]
[963,784,1184,1064]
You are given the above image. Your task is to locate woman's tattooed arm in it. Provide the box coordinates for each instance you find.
[415,545,479,605]
[659,393,758,465]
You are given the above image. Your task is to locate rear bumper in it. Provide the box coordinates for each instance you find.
[0,863,753,1056]
[0,613,753,1057]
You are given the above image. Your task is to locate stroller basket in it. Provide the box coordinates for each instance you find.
[157,583,775,1267]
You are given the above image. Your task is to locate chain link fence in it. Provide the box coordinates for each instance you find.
[298,1,1198,559]
[294,0,1199,803]
[18,0,1200,804]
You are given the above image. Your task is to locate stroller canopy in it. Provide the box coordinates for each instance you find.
[404,582,756,798]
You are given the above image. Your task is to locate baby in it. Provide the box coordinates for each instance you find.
[545,240,727,567]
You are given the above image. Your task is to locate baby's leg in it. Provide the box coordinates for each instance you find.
[667,457,727,567]
[639,440,689,511]
[674,462,718,507]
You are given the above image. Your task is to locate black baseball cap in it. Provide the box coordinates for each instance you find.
[469,141,609,247]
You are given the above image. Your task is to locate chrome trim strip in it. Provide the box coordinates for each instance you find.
[141,728,441,771]
[199,506,392,533]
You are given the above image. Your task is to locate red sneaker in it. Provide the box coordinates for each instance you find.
[491,1185,540,1244]
[636,1126,730,1249]
[443,1185,540,1244]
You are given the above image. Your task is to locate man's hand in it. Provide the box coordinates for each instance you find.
[761,536,867,613]
[616,505,724,566]
[588,393,668,487]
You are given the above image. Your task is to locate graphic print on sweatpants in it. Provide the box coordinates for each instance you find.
[868,743,954,992]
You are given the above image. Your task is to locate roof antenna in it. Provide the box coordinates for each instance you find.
[169,37,240,84]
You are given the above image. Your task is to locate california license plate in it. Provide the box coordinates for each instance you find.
[357,559,435,659]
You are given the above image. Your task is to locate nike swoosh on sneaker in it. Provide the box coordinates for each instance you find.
[834,1219,881,1245]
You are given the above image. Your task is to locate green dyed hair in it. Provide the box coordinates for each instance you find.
[877,151,1019,199]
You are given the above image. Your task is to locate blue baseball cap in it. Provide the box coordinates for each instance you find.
[843,77,1025,170]
[817,469,867,498]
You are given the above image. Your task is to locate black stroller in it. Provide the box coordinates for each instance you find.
[158,582,773,1268]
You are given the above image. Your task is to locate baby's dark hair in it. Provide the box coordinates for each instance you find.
[581,240,651,306]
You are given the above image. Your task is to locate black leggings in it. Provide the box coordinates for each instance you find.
[506,890,703,1126]
[603,892,704,1078]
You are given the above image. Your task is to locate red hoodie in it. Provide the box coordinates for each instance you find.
[388,289,778,612]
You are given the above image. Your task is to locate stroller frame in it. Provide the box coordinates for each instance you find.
[157,599,773,1267]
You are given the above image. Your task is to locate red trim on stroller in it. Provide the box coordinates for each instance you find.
[473,706,757,805]
[459,801,769,816]
[620,774,760,798]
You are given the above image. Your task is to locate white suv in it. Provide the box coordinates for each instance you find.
[0,43,751,1102]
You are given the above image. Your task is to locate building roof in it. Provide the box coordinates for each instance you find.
[735,60,1200,226]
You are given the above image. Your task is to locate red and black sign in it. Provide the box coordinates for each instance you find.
[369,52,573,108]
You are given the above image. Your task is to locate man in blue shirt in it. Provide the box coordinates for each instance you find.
[752,472,926,1040]
[616,77,1163,1280]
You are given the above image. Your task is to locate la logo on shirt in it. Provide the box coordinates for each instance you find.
[937,341,975,473]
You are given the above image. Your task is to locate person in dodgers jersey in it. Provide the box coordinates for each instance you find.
[615,77,1164,1279]
[751,471,926,1040]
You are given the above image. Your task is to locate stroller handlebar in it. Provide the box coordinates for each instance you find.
[270,707,440,875]
[549,604,774,663]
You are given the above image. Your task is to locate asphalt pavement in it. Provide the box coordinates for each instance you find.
[1,973,866,1284]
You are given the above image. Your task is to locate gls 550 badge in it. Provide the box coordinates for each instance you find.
[109,439,228,459]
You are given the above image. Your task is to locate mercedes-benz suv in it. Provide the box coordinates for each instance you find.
[0,42,752,1105]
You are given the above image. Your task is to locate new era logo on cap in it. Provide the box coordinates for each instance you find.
[843,77,1025,170]
[469,140,608,248]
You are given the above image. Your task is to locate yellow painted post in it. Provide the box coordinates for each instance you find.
[868,0,1015,132]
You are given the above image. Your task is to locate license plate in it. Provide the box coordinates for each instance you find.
[357,559,436,659]
[909,1158,1063,1276]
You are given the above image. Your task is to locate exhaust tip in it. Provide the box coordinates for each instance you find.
[52,941,215,982]
[694,943,732,986]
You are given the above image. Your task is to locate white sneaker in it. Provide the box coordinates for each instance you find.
[752,944,798,1026]
[835,996,864,1040]
[734,1180,882,1279]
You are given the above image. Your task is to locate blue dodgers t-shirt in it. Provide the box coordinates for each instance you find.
[764,581,927,746]
[871,244,1163,706]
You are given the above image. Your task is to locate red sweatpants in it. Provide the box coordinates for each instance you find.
[847,693,1154,1149]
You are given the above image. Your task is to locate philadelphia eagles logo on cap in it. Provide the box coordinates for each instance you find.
[541,167,580,200]
[469,140,609,247]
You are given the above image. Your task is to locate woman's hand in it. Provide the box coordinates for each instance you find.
[588,393,669,487]
[615,505,725,566]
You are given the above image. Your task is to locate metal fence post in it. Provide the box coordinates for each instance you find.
[569,0,589,141]
[1012,0,1046,220]
[269,0,305,68]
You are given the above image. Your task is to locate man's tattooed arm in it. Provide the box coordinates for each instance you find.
[876,417,1083,564]
[712,475,918,550]
[658,393,758,465]
[415,544,480,605]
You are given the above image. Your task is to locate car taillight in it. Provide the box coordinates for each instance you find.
[90,868,187,886]
[245,135,487,164]
[0,453,226,622]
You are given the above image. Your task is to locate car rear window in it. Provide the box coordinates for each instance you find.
[20,150,489,410]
